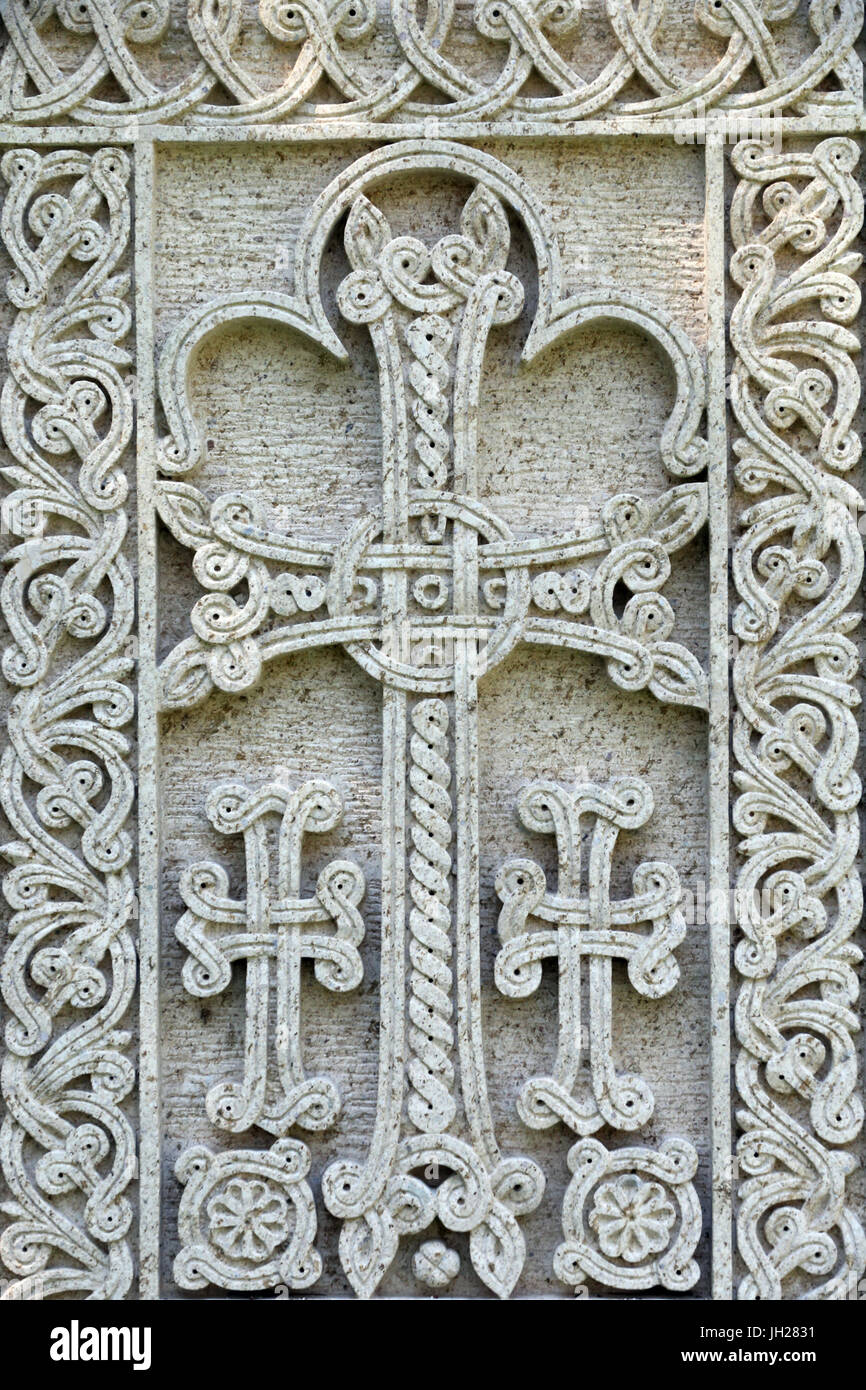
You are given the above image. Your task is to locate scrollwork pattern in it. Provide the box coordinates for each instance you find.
[0,147,136,1299]
[0,0,860,127]
[175,777,365,1139]
[730,136,865,1300]
[157,143,710,1298]
[174,1141,320,1291]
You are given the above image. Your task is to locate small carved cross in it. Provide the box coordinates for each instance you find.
[176,778,365,1136]
[160,143,708,1297]
[495,776,686,1136]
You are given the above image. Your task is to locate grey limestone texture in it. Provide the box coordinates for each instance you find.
[0,0,863,1302]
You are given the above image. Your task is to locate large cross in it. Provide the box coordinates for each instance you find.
[157,143,708,1298]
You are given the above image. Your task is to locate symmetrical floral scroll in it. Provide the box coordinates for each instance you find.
[730,137,865,1299]
[0,148,136,1299]
[0,0,860,127]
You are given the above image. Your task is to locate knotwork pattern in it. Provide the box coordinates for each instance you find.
[730,136,865,1300]
[0,0,861,127]
[0,147,136,1300]
[156,143,708,1298]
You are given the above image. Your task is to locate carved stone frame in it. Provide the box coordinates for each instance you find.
[0,2,862,1302]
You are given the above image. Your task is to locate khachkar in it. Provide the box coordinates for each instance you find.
[158,144,707,1297]
[1,127,863,1305]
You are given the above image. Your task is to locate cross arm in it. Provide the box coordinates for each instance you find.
[494,776,689,1136]
[495,855,686,1000]
[176,779,365,998]
[490,482,709,710]
[175,878,365,999]
[155,479,377,710]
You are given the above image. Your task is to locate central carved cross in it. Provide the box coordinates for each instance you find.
[157,143,708,1298]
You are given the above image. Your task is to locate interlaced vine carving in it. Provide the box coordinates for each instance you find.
[0,147,136,1300]
[730,136,865,1300]
[0,0,860,127]
[1,0,864,1307]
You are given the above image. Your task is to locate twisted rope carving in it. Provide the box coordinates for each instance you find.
[405,315,452,491]
[407,698,455,1133]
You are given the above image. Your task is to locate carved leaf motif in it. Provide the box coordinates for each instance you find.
[646,484,708,552]
[339,1211,399,1300]
[345,194,391,270]
[459,184,510,272]
[156,481,214,549]
[647,643,709,710]
[469,1205,525,1299]
[159,637,218,709]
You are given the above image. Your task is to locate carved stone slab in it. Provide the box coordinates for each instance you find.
[0,1,862,1302]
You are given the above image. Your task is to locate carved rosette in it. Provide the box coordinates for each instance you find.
[172,776,366,1289]
[155,143,711,1299]
[0,149,136,1299]
[174,1142,320,1292]
[495,775,702,1291]
[730,137,865,1299]
[1,19,862,1298]
[554,1138,702,1292]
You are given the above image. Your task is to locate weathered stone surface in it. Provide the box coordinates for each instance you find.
[0,3,862,1303]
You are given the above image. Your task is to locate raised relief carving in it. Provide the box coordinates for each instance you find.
[495,777,687,1137]
[162,143,706,1297]
[495,776,702,1291]
[0,0,861,127]
[0,148,136,1299]
[176,778,365,1137]
[174,1141,321,1292]
[554,1136,701,1292]
[729,137,865,1299]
